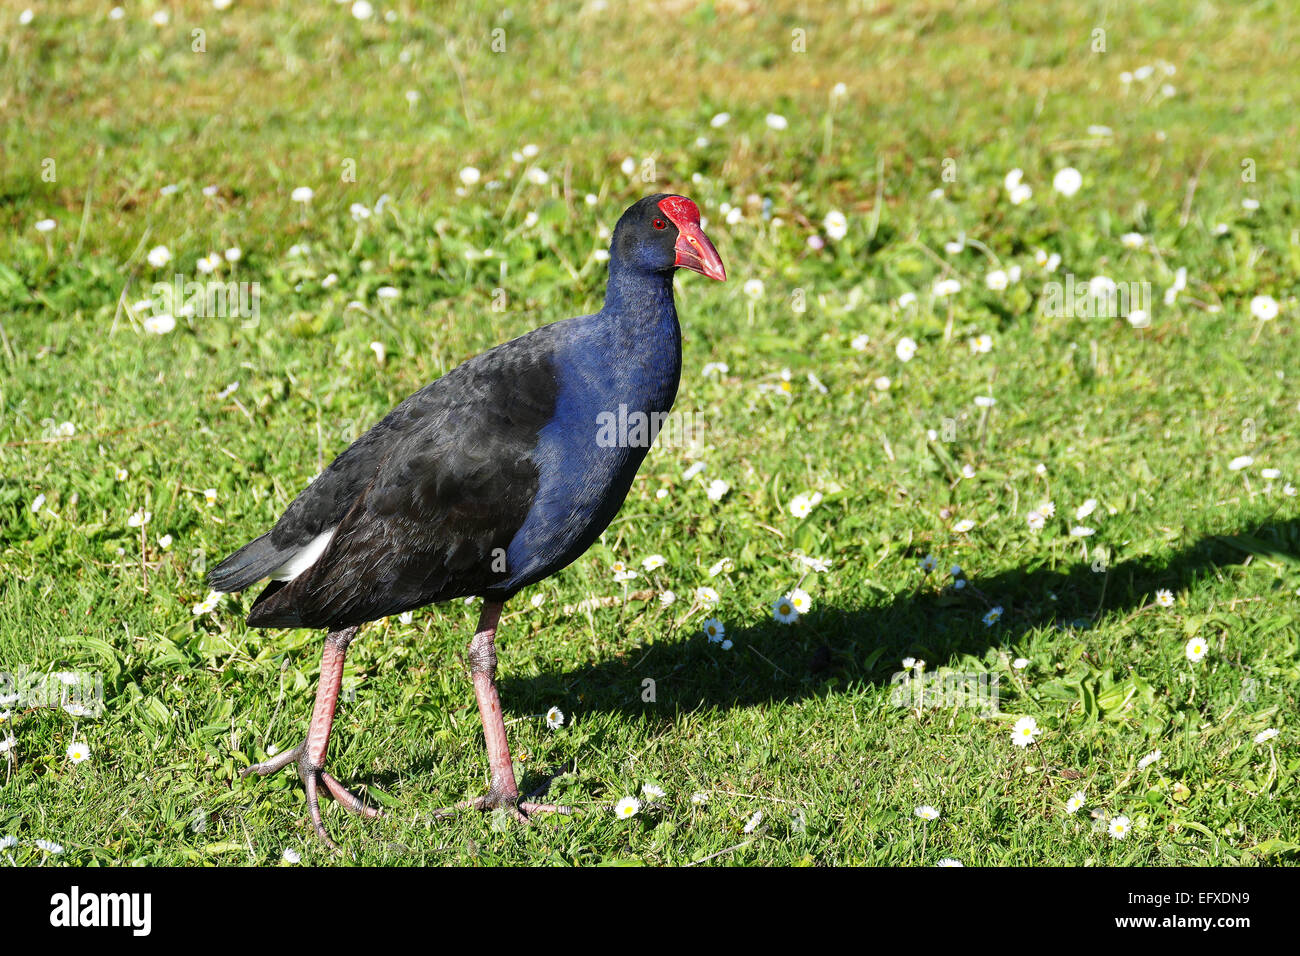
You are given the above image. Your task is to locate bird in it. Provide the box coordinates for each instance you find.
[208,194,725,848]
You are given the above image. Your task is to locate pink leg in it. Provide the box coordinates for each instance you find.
[241,625,379,849]
[434,602,571,820]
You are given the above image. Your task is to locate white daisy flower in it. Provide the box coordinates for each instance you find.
[985,270,1008,291]
[614,796,640,819]
[1137,749,1161,769]
[743,809,764,833]
[1052,167,1083,197]
[983,606,1004,627]
[1108,816,1131,839]
[1228,455,1254,471]
[702,618,726,643]
[742,278,765,300]
[933,278,962,297]
[1008,183,1033,205]
[765,113,788,130]
[1121,232,1145,249]
[1012,658,1030,670]
[695,586,720,607]
[1250,295,1279,321]
[1185,637,1208,662]
[146,245,172,268]
[1155,589,1174,608]
[659,590,676,607]
[546,706,565,729]
[789,492,823,518]
[897,292,917,308]
[1066,792,1086,814]
[937,858,964,867]
[919,554,937,572]
[823,211,848,241]
[642,784,665,799]
[290,186,314,203]
[1069,526,1095,537]
[1254,728,1279,744]
[895,337,918,362]
[772,595,798,624]
[914,805,940,821]
[953,519,976,533]
[788,589,812,615]
[1011,716,1040,747]
[66,742,91,763]
[1075,499,1098,520]
[706,479,730,501]
[642,554,666,571]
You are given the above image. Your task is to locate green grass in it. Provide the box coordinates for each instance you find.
[0,0,1297,866]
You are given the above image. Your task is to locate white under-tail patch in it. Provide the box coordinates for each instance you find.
[270,529,336,581]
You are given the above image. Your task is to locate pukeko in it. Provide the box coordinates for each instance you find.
[209,194,725,847]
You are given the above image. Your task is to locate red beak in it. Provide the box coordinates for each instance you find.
[674,221,727,282]
[658,195,726,282]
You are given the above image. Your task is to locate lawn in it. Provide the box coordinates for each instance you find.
[0,0,1296,866]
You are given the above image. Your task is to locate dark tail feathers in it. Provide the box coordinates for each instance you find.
[207,533,285,593]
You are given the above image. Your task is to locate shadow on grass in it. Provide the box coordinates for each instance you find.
[497,510,1300,718]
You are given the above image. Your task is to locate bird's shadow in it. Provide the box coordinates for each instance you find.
[498,510,1300,719]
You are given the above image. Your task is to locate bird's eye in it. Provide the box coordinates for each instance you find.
[652,218,668,230]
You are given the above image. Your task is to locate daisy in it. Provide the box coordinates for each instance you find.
[1185,637,1208,662]
[376,286,400,300]
[1053,167,1083,197]
[895,337,918,362]
[225,247,241,262]
[1108,816,1131,840]
[659,590,676,607]
[34,218,56,233]
[691,792,710,804]
[969,334,994,354]
[0,735,15,754]
[709,112,731,128]
[702,618,726,643]
[788,589,812,615]
[771,595,798,623]
[34,839,63,854]
[720,639,733,650]
[765,113,788,130]
[985,270,1008,291]
[1075,499,1097,520]
[146,245,172,268]
[1250,295,1279,321]
[1066,791,1086,814]
[191,591,221,616]
[31,493,46,513]
[1254,728,1279,743]
[706,479,730,501]
[1155,589,1174,608]
[953,519,976,533]
[701,361,729,376]
[919,554,937,572]
[983,606,1004,627]
[66,742,91,764]
[525,167,549,185]
[789,492,823,518]
[127,509,151,528]
[1261,468,1281,480]
[897,292,917,308]
[1011,716,1040,747]
[1026,510,1046,531]
[743,809,764,833]
[937,858,964,867]
[1069,526,1095,537]
[641,554,666,571]
[642,784,665,799]
[823,211,848,241]
[1137,749,1161,769]
[873,376,892,391]
[1012,658,1030,670]
[290,186,314,203]
[458,166,481,186]
[796,555,831,573]
[143,313,176,335]
[1008,183,1033,205]
[204,488,218,505]
[914,805,940,821]
[695,586,720,607]
[614,796,640,819]
[708,557,733,577]
[1121,232,1145,249]
[351,0,374,19]
[973,395,996,408]
[282,848,301,864]
[933,278,962,297]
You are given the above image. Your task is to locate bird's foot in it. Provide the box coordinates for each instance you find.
[241,743,380,851]
[432,783,572,823]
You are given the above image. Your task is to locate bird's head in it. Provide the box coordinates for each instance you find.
[610,194,726,282]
